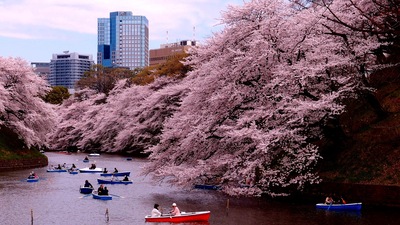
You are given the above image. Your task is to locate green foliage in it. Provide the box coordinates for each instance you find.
[43,86,71,104]
[76,64,136,94]
[0,148,45,160]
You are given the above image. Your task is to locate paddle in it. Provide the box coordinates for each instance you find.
[79,194,91,199]
[109,194,125,198]
[327,202,333,210]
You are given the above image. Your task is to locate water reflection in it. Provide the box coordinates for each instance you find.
[316,209,362,218]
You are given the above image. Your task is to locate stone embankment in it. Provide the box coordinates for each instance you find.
[0,157,48,171]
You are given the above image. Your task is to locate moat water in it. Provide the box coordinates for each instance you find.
[0,152,399,225]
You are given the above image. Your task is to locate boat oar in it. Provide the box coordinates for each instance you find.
[109,194,124,198]
[79,194,91,199]
[327,202,332,210]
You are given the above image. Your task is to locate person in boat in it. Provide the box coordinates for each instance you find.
[56,164,62,170]
[170,203,181,216]
[28,171,36,179]
[101,186,109,196]
[90,163,96,169]
[123,175,129,181]
[69,164,77,172]
[339,196,347,204]
[325,196,333,204]
[84,156,89,160]
[84,180,93,188]
[151,204,162,217]
[113,168,119,173]
[97,184,104,195]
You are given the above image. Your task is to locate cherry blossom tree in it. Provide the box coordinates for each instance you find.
[143,0,381,196]
[0,57,56,148]
[48,77,186,154]
[48,88,107,151]
[48,0,388,197]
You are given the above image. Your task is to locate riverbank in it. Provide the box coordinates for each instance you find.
[0,157,48,171]
[0,125,47,171]
[0,125,48,171]
[0,149,48,171]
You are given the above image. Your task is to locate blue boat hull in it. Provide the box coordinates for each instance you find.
[100,171,130,177]
[92,193,112,200]
[97,178,132,184]
[27,178,39,182]
[316,203,362,211]
[47,169,67,172]
[80,187,94,194]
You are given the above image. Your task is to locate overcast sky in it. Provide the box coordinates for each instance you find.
[0,0,244,63]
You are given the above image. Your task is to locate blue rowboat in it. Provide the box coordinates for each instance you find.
[97,178,132,185]
[69,169,79,174]
[27,177,39,182]
[92,191,112,200]
[47,169,67,172]
[100,171,130,177]
[315,202,362,211]
[194,184,221,190]
[83,159,89,163]
[80,186,94,194]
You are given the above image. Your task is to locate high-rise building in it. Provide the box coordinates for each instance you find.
[49,52,94,92]
[98,11,149,70]
[149,40,198,66]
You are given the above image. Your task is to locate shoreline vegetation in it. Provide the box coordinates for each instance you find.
[0,149,47,171]
[0,125,48,171]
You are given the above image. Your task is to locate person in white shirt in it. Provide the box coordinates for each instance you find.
[151,204,162,217]
[170,203,181,216]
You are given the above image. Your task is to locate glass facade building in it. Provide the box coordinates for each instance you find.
[49,52,94,91]
[97,11,149,70]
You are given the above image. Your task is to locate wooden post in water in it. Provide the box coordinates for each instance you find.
[105,208,109,222]
[31,209,33,225]
[226,198,230,215]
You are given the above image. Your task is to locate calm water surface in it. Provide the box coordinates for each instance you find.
[0,152,399,225]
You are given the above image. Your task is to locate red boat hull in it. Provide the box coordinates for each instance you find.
[145,211,210,223]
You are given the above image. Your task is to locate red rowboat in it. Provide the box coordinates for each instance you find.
[144,211,210,223]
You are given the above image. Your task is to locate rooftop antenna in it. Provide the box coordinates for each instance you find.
[193,26,196,41]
